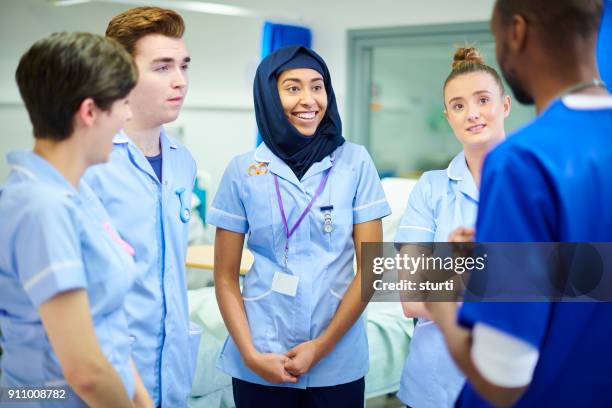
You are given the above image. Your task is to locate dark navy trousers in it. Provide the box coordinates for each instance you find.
[232,377,365,408]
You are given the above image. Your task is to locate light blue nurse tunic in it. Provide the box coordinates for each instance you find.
[208,141,391,388]
[394,151,475,408]
[84,129,202,407]
[0,151,136,407]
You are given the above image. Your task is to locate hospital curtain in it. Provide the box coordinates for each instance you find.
[257,22,312,146]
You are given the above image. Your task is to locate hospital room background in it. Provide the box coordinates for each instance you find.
[0,0,603,407]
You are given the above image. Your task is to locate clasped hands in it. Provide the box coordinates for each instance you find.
[245,339,325,384]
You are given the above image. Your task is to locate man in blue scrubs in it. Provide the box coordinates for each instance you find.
[425,0,612,406]
[84,6,201,407]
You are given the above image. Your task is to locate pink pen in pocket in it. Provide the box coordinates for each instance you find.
[103,222,136,257]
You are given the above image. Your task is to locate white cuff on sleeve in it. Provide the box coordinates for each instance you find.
[471,323,539,388]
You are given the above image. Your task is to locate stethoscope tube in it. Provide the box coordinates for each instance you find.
[175,187,192,223]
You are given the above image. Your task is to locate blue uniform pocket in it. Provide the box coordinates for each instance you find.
[242,287,281,353]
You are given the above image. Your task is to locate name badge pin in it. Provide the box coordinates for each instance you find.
[321,205,334,233]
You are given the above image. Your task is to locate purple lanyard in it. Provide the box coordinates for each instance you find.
[273,167,332,268]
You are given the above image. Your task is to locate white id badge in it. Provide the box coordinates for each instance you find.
[271,271,299,297]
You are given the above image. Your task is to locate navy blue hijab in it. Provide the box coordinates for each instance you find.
[254,45,345,180]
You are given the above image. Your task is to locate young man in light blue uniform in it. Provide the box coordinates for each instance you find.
[0,32,149,406]
[395,47,510,408]
[84,7,201,407]
[425,1,612,407]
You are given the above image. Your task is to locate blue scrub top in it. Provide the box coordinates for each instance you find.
[394,151,473,408]
[0,151,136,407]
[84,129,202,407]
[208,142,391,388]
[458,96,612,407]
[598,0,612,90]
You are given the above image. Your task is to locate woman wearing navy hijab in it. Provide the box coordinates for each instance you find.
[209,45,391,407]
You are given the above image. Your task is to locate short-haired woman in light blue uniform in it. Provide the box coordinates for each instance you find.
[0,32,151,407]
[209,45,391,407]
[395,47,511,408]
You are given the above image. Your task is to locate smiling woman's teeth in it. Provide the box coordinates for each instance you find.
[295,112,316,120]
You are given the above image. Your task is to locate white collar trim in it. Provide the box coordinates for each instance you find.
[113,132,129,144]
[253,143,271,163]
[562,94,612,110]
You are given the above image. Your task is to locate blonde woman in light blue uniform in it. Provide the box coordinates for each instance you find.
[395,47,510,408]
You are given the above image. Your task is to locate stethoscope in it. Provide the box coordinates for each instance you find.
[175,187,191,223]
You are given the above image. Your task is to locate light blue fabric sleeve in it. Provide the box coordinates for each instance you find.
[82,163,108,205]
[15,198,87,307]
[352,146,392,224]
[208,157,249,234]
[394,173,436,243]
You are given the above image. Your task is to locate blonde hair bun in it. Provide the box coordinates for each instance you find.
[452,47,485,69]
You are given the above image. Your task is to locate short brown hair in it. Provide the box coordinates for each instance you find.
[443,46,505,101]
[15,32,137,141]
[106,6,185,56]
